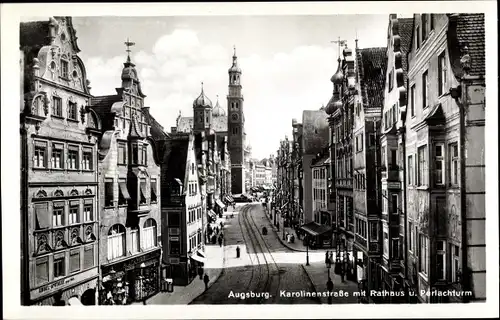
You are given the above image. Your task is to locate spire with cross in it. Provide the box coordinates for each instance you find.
[124,37,135,63]
[331,37,347,60]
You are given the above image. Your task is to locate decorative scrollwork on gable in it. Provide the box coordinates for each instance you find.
[36,189,48,198]
[36,233,52,254]
[69,188,79,196]
[53,189,64,197]
[85,225,96,242]
[84,188,93,195]
[70,228,83,246]
[53,230,68,249]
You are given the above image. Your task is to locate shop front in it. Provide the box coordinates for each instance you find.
[99,248,161,305]
[214,198,226,216]
[189,250,207,281]
[299,221,333,249]
[30,268,98,306]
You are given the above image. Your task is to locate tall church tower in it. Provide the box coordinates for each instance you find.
[227,46,246,194]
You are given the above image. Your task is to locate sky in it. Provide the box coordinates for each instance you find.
[69,15,393,160]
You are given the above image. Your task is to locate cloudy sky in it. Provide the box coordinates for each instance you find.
[70,15,394,159]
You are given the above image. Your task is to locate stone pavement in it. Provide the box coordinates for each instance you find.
[266,208,360,304]
[143,206,236,305]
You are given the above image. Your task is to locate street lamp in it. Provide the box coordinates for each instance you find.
[305,234,310,266]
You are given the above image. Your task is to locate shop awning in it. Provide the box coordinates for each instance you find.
[68,297,83,306]
[34,203,50,229]
[208,209,217,219]
[191,253,206,264]
[299,221,332,236]
[197,250,206,258]
[119,182,131,200]
[215,199,226,209]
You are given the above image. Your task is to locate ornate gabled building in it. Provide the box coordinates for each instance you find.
[325,43,357,281]
[91,45,162,305]
[404,13,485,303]
[377,15,413,302]
[20,16,101,306]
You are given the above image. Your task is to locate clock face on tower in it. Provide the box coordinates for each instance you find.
[231,113,239,122]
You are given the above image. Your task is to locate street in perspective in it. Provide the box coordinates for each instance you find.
[17,11,487,307]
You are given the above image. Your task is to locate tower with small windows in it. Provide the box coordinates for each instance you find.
[193,82,213,134]
[227,46,246,194]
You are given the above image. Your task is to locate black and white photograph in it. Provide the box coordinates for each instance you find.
[2,1,498,319]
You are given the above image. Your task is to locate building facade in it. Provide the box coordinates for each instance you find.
[376,15,413,302]
[301,110,329,225]
[92,51,162,305]
[353,44,388,300]
[404,13,485,303]
[20,16,101,306]
[325,44,357,281]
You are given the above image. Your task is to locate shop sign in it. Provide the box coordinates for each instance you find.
[387,182,401,189]
[169,236,180,241]
[123,250,161,271]
[31,268,97,300]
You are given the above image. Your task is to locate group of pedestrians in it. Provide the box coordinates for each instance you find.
[209,223,224,247]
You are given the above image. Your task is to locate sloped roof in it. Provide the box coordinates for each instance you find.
[301,110,329,155]
[20,21,51,49]
[398,18,414,85]
[451,13,485,77]
[162,137,190,186]
[145,110,170,141]
[177,116,194,133]
[90,95,122,130]
[357,47,387,109]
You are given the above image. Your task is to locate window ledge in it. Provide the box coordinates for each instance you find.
[33,167,50,171]
[81,169,94,172]
[51,115,65,120]
[416,186,429,190]
[67,118,79,123]
[67,168,80,172]
[51,168,65,171]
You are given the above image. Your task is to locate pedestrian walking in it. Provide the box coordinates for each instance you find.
[203,274,209,290]
[236,246,240,258]
[218,236,223,247]
[340,265,345,283]
[220,221,223,229]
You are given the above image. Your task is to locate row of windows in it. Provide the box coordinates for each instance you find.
[188,207,202,224]
[406,142,459,187]
[408,51,448,117]
[34,200,94,230]
[104,178,157,208]
[35,245,95,286]
[44,94,79,121]
[33,141,93,171]
[415,14,435,51]
[354,173,366,190]
[117,142,148,166]
[383,103,399,131]
[188,182,198,196]
[313,188,326,202]
[313,168,327,180]
[335,157,352,180]
[188,230,203,251]
[381,147,398,169]
[107,220,157,261]
[355,218,367,240]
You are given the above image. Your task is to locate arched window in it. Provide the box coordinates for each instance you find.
[107,224,125,260]
[143,218,157,249]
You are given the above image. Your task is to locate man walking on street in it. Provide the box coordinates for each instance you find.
[218,236,223,247]
[203,274,209,291]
